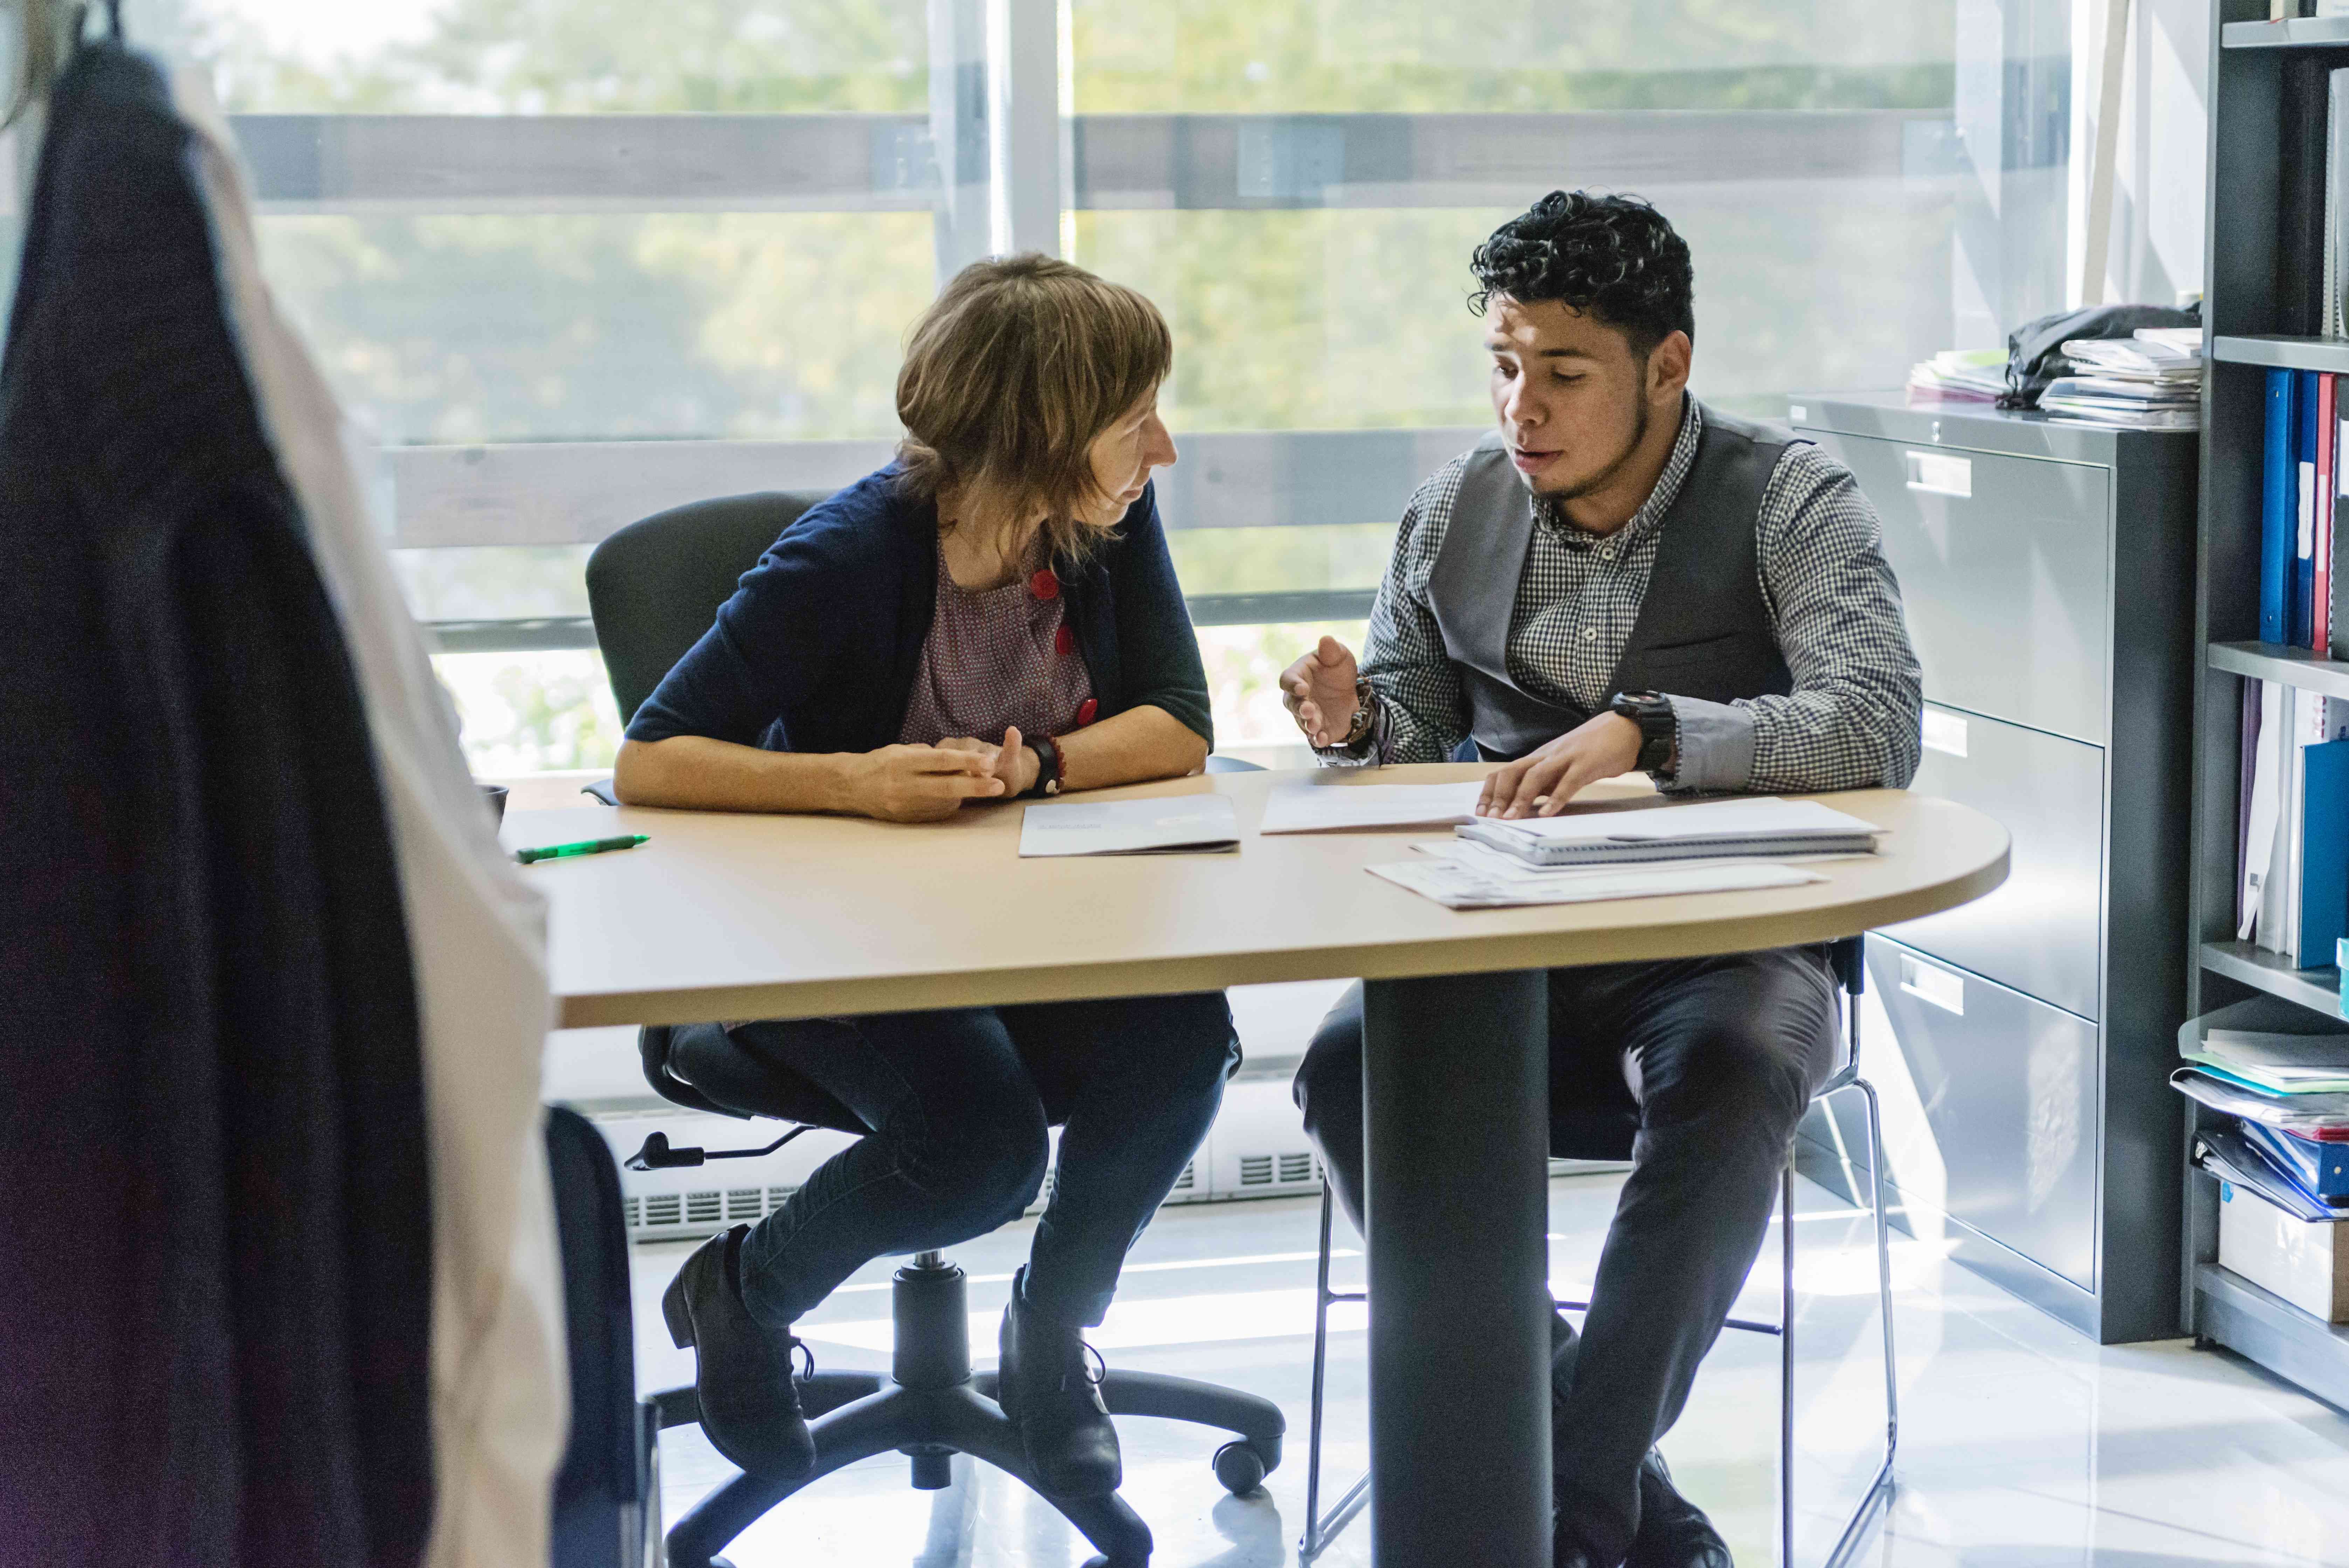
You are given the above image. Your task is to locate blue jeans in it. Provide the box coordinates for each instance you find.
[728,992,1239,1330]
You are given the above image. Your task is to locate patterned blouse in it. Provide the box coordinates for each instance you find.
[897,538,1097,746]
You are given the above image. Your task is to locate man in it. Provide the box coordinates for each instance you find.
[1281,191,1922,1568]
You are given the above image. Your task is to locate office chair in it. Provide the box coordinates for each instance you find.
[546,1105,663,1568]
[580,493,1284,1568]
[1299,934,1898,1568]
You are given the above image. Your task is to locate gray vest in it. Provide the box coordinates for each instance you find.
[1426,400,1797,762]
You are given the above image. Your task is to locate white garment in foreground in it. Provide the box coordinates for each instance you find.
[174,78,567,1568]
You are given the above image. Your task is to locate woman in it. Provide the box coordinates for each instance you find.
[612,255,1237,1498]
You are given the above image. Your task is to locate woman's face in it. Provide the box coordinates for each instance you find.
[1074,389,1177,528]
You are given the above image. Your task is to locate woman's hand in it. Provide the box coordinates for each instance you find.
[1281,636,1360,746]
[935,727,1042,797]
[843,743,1011,822]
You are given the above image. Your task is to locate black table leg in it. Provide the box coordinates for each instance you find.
[1363,968,1551,1567]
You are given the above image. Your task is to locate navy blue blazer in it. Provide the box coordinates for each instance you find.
[626,465,1213,755]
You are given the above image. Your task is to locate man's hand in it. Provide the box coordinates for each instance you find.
[1280,636,1361,747]
[935,727,1041,798]
[1476,711,1643,819]
[842,743,1010,822]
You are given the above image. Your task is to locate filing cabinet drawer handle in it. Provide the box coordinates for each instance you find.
[1904,450,1973,498]
[1898,954,1966,1015]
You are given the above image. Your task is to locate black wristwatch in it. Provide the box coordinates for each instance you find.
[1021,734,1063,797]
[1608,690,1678,777]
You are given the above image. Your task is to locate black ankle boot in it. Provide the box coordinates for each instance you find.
[996,1266,1121,1497]
[1626,1450,1731,1568]
[661,1224,815,1478]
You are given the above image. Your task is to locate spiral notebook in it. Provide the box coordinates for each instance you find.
[1455,797,1881,868]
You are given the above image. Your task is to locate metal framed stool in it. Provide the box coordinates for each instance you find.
[1300,936,1899,1568]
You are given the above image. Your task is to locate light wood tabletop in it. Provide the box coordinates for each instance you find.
[503,763,2009,1030]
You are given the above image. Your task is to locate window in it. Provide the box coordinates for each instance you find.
[126,0,2069,769]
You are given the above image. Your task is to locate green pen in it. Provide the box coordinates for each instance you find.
[515,834,649,865]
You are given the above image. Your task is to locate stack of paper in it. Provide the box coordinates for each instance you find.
[2191,1027,2349,1095]
[2172,1068,2349,1142]
[1905,347,2006,404]
[1456,797,1882,869]
[2038,329,2204,428]
[1370,840,1826,910]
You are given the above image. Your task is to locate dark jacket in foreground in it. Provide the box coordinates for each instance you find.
[0,40,431,1568]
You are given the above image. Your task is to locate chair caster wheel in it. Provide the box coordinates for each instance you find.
[1213,1439,1268,1495]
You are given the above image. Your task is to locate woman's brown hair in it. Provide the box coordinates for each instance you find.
[894,254,1172,563]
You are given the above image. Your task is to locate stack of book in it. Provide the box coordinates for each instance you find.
[2181,1001,2349,1319]
[2035,328,2204,428]
[2181,1000,2349,1223]
[2239,367,2349,967]
[1904,348,2006,405]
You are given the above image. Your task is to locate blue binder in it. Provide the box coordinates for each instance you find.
[2240,1117,2349,1205]
[2300,738,2349,969]
[2265,368,2296,644]
[2301,369,2323,646]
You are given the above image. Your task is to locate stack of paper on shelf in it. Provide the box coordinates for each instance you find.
[1904,347,2007,404]
[2035,329,2204,428]
[1456,797,1881,868]
[2175,1066,2349,1141]
[2191,1025,2349,1094]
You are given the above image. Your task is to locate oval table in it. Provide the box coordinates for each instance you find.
[503,763,2009,1568]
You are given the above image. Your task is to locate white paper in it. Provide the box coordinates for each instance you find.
[2243,679,2282,942]
[1369,857,1825,910]
[1018,795,1240,857]
[1256,780,1486,835]
[1414,838,1873,881]
[1469,796,1880,845]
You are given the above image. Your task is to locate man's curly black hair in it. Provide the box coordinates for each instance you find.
[1469,191,1694,356]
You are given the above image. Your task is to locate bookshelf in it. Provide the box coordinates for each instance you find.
[2185,0,2349,1404]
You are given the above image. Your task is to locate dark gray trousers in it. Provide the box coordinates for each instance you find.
[1293,947,1837,1565]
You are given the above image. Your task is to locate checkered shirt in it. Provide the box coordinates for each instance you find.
[1325,397,1923,793]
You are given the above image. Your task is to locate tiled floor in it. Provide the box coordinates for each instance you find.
[629,1172,2349,1567]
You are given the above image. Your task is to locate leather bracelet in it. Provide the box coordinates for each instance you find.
[1339,677,1377,748]
[1022,734,1063,798]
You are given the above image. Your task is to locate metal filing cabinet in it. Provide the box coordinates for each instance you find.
[1787,392,2197,1343]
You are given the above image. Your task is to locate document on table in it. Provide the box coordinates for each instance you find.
[1369,842,1826,910]
[1257,779,1486,835]
[1018,795,1240,857]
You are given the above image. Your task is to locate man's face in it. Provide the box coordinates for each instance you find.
[1485,295,1683,501]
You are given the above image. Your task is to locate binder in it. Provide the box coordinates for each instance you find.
[2242,1117,2349,1205]
[2321,374,2337,651]
[2337,390,2349,658]
[2266,367,2298,643]
[2302,368,2322,645]
[2299,737,2349,968]
[2197,1125,2339,1223]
